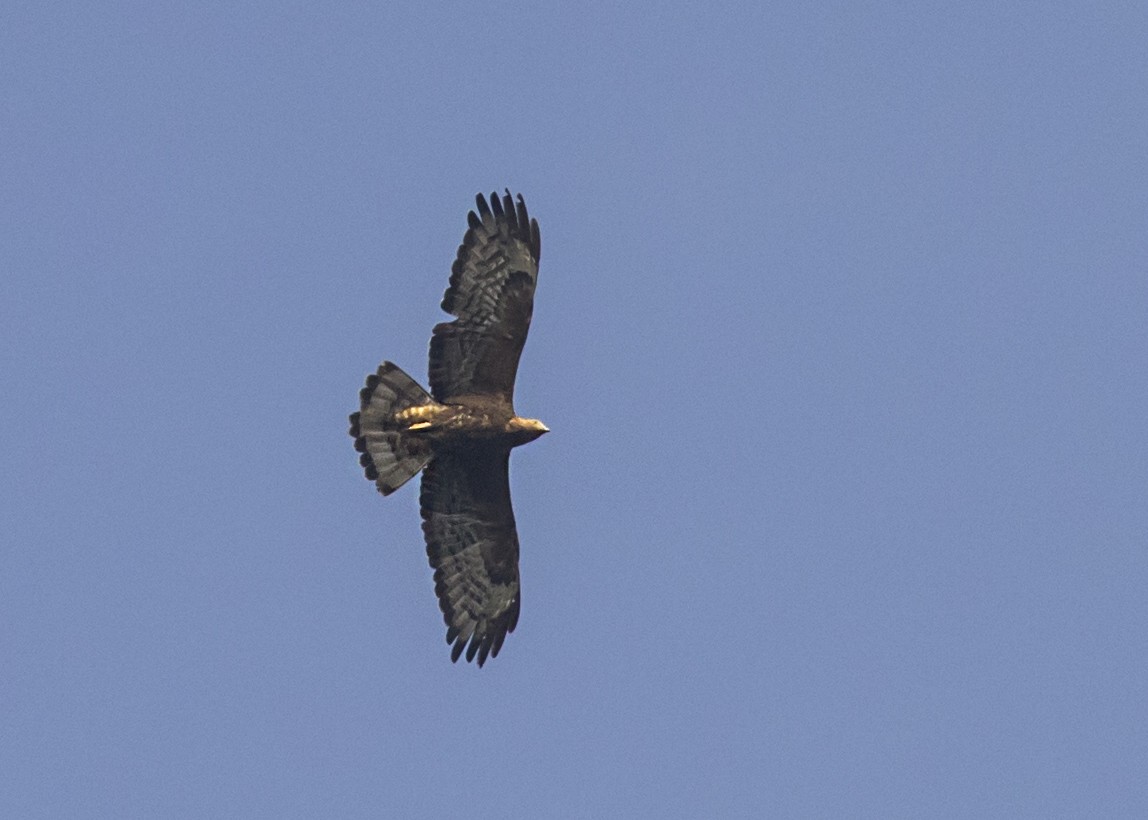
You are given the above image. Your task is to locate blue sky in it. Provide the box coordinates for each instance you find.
[3,3,1147,817]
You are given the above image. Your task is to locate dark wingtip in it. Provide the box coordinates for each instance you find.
[465,190,539,260]
[475,192,492,222]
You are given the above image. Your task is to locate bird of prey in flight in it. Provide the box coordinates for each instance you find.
[349,191,546,667]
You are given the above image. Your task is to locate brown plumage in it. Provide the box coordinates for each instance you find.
[349,191,546,667]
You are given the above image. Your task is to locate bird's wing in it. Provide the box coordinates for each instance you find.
[420,445,521,666]
[429,190,540,405]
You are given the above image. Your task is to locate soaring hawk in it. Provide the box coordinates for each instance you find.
[349,191,546,667]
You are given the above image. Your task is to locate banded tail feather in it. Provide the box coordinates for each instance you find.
[350,362,435,495]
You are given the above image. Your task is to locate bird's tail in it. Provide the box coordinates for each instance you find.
[349,362,435,495]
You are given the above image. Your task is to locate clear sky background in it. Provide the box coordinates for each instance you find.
[3,3,1146,817]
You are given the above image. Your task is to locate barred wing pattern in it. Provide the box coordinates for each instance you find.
[429,190,541,405]
[420,446,521,666]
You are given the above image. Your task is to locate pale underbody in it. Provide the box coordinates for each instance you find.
[394,402,548,447]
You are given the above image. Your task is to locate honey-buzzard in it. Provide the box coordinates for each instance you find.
[349,191,546,667]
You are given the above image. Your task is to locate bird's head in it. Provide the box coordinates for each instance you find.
[508,416,549,444]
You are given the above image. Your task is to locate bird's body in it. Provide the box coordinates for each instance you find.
[349,191,545,667]
[393,400,548,445]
